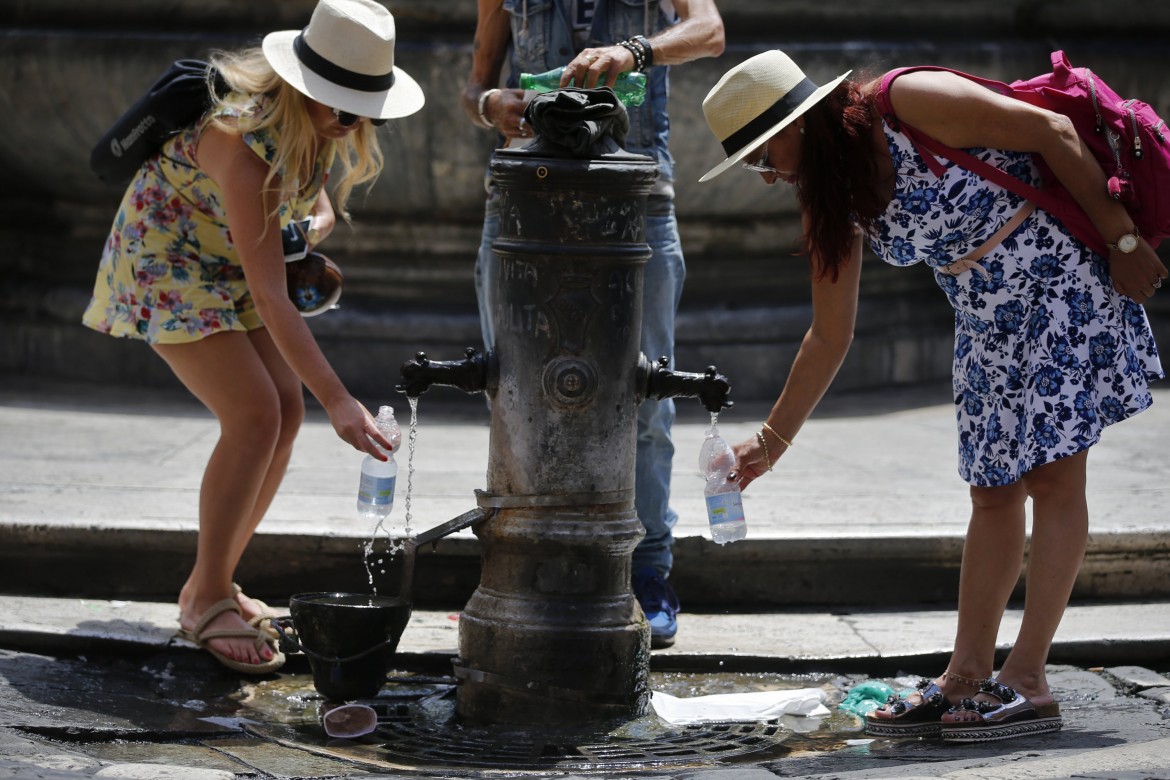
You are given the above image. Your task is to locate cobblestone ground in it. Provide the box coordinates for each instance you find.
[2,648,1168,779]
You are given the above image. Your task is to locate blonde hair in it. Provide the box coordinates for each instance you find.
[205,46,385,226]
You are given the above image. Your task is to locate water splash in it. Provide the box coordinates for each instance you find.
[404,396,418,536]
[362,522,409,593]
[362,542,373,591]
[361,400,419,593]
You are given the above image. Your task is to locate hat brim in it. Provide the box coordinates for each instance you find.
[263,30,425,121]
[698,70,851,183]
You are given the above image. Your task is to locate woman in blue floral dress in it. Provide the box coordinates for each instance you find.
[698,51,1165,742]
[81,0,424,675]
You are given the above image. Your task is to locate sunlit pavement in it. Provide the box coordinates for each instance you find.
[1,379,1168,777]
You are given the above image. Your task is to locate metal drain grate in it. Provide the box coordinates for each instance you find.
[362,700,792,770]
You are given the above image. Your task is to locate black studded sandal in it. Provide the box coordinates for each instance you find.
[940,678,1062,743]
[864,678,950,738]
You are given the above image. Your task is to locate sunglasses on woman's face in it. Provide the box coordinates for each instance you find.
[741,148,779,175]
[332,108,388,128]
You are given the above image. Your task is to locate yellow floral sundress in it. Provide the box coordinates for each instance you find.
[82,106,335,344]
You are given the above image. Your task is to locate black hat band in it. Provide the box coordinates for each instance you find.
[294,32,395,93]
[720,77,817,156]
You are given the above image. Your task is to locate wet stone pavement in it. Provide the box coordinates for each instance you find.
[2,383,1170,777]
[2,646,1169,779]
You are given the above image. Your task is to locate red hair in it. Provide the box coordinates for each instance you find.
[794,78,884,281]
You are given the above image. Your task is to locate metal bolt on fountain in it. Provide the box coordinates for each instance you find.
[398,92,732,727]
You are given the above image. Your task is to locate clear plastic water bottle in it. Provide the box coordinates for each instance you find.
[699,424,747,544]
[356,406,401,519]
[519,67,647,106]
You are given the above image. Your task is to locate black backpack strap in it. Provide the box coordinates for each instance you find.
[89,59,226,186]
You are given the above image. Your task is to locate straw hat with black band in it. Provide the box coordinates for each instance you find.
[262,0,424,122]
[699,50,850,182]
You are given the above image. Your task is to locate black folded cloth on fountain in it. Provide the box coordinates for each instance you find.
[522,87,629,157]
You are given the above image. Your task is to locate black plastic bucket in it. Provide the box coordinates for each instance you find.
[284,592,412,701]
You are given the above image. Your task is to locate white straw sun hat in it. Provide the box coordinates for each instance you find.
[699,50,850,182]
[262,0,424,121]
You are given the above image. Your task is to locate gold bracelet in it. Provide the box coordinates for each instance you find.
[762,421,794,448]
[755,431,773,471]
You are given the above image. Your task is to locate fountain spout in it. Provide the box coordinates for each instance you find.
[397,348,490,398]
[396,508,493,605]
[640,356,733,414]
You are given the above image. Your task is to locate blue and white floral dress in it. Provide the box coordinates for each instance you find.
[868,123,1163,487]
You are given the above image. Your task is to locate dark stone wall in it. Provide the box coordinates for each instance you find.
[1,1,1167,401]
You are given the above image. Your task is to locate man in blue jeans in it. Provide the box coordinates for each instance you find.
[462,0,724,648]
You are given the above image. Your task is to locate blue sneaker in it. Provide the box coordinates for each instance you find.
[632,565,680,648]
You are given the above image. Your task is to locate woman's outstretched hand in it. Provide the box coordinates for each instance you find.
[731,436,770,491]
[327,396,394,459]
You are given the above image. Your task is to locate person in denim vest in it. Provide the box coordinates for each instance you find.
[462,0,724,648]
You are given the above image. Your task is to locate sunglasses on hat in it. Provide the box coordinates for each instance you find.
[332,107,388,128]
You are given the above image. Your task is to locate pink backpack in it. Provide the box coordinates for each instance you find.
[875,51,1170,255]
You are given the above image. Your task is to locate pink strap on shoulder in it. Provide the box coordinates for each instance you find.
[877,65,1014,176]
[875,65,1067,218]
[875,66,958,177]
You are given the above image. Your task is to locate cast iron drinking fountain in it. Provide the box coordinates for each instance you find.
[273,89,733,743]
[394,88,733,728]
[251,91,829,773]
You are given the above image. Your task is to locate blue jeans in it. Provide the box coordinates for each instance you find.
[475,194,685,577]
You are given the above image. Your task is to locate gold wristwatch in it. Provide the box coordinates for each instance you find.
[1107,231,1140,253]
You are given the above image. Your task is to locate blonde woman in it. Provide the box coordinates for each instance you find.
[82,0,424,673]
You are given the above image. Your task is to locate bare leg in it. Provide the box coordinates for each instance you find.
[994,450,1089,707]
[872,449,1089,728]
[154,331,290,664]
[935,478,1029,700]
[219,329,304,619]
[870,477,1029,721]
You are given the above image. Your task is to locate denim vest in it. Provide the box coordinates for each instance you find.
[502,0,676,190]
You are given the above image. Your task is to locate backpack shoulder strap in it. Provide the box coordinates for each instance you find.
[877,64,1015,121]
[875,65,1064,216]
[90,59,224,186]
[876,66,963,177]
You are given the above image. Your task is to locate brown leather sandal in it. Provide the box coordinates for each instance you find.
[865,679,950,737]
[940,678,1062,743]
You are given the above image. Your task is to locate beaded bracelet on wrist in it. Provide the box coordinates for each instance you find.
[632,35,654,68]
[617,39,645,72]
[756,431,773,472]
[624,41,644,72]
[631,37,648,70]
[762,421,794,449]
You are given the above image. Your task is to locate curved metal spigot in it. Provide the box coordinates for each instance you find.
[396,508,493,605]
[397,347,490,398]
[640,355,733,414]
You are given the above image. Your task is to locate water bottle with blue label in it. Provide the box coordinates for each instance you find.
[699,424,747,544]
[356,406,401,519]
